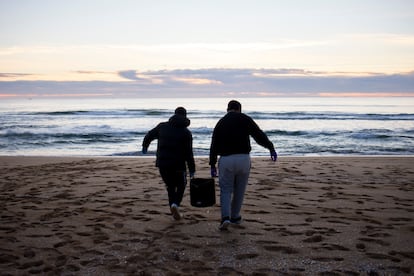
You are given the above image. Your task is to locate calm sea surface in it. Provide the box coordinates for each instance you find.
[1,97,413,156]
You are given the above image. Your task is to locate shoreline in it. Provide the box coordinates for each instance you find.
[1,154,414,167]
[1,156,413,274]
[2,154,414,159]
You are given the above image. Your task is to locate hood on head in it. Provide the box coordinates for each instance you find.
[169,114,190,127]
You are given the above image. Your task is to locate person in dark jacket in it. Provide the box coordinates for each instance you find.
[142,107,195,220]
[209,100,277,230]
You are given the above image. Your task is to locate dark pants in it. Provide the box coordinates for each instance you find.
[159,168,187,207]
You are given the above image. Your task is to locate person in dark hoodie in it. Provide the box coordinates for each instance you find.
[142,107,195,220]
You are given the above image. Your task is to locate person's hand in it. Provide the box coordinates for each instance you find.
[142,147,148,154]
[210,166,217,177]
[270,150,277,162]
[189,172,195,179]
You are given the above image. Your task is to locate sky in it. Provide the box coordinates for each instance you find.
[0,0,413,98]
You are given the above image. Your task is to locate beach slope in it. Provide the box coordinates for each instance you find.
[0,156,413,275]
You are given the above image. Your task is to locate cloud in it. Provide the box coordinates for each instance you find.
[0,73,33,78]
[1,68,413,97]
[75,70,108,74]
[118,70,141,81]
[118,69,223,85]
[117,70,165,84]
[172,77,222,85]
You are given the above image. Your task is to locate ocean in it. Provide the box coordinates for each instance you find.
[1,97,413,157]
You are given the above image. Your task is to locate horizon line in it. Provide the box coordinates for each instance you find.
[1,93,414,99]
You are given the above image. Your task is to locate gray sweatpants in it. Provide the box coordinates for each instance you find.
[218,154,251,219]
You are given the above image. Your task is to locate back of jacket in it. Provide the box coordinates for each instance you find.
[143,114,195,173]
[209,112,274,166]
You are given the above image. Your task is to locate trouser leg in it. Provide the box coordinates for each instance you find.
[231,155,251,219]
[218,157,234,219]
[218,154,250,219]
[159,168,187,206]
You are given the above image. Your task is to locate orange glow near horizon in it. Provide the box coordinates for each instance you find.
[0,94,21,97]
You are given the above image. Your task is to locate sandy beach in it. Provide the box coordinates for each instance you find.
[0,156,413,275]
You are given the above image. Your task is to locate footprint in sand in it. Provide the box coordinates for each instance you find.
[263,245,299,254]
[302,235,323,243]
[356,243,366,251]
[358,237,390,246]
[113,222,124,229]
[365,252,401,263]
[235,253,259,260]
[311,256,344,262]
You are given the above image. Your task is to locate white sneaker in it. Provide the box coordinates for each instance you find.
[170,204,181,220]
[219,219,231,230]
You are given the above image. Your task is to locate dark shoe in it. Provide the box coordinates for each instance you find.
[219,217,230,230]
[170,203,181,220]
[230,216,242,225]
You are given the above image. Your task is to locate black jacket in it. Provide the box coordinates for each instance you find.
[143,114,195,173]
[209,111,275,166]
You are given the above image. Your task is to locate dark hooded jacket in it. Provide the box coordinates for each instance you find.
[209,111,275,166]
[143,114,195,173]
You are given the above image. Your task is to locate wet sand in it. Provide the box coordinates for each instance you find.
[0,156,413,275]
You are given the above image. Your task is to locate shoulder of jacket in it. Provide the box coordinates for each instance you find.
[237,112,253,121]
